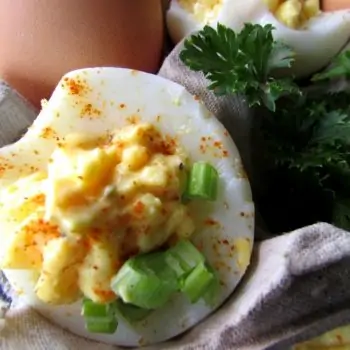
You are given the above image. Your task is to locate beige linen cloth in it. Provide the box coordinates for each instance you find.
[0,40,350,350]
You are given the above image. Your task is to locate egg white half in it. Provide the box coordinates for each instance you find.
[0,68,254,347]
[167,0,350,78]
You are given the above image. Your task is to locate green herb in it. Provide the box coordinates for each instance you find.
[110,252,179,310]
[183,162,219,201]
[312,50,350,81]
[180,23,300,112]
[115,299,152,323]
[110,240,217,312]
[181,262,214,303]
[82,299,118,333]
[181,23,350,233]
[166,239,205,277]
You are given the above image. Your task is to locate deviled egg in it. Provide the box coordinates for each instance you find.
[167,0,350,77]
[0,68,254,346]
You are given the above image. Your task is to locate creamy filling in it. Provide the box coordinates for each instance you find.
[1,123,196,305]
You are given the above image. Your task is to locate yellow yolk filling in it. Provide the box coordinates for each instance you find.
[1,123,195,304]
[263,0,321,29]
[178,0,223,24]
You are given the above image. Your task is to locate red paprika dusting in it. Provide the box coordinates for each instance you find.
[80,103,101,118]
[63,77,87,96]
[40,127,57,140]
[204,218,219,226]
[126,115,140,125]
[92,289,116,303]
[133,201,145,215]
[213,141,223,149]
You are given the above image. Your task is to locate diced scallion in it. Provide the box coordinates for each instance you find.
[115,299,152,323]
[202,265,220,307]
[83,240,220,334]
[82,240,220,334]
[184,162,218,201]
[166,240,218,304]
[110,252,178,310]
[84,318,118,334]
[166,239,205,277]
[82,299,118,334]
[181,262,215,303]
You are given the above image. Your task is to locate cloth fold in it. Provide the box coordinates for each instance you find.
[0,39,350,350]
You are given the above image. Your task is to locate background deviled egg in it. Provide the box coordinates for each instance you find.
[0,68,254,346]
[167,0,350,77]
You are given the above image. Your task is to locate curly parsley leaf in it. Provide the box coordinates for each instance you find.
[311,110,350,145]
[262,78,300,112]
[312,50,350,81]
[180,23,300,111]
[260,89,350,232]
[180,20,350,232]
[264,95,350,179]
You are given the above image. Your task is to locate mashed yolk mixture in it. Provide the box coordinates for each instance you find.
[1,123,195,305]
[178,0,223,24]
[263,0,320,28]
[178,0,320,29]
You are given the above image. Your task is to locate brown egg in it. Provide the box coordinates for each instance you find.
[0,0,165,109]
[323,0,350,11]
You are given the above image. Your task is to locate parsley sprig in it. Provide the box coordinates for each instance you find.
[180,23,300,111]
[181,23,350,233]
[312,50,350,81]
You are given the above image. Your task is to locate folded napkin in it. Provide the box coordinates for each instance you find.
[1,40,350,350]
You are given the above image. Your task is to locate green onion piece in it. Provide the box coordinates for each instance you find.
[166,240,205,277]
[181,262,214,303]
[165,252,187,278]
[85,317,118,334]
[184,162,218,201]
[115,299,152,323]
[82,299,118,334]
[110,252,179,310]
[202,265,220,307]
[82,298,113,317]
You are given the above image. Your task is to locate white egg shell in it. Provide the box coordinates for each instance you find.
[0,68,254,347]
[167,0,350,78]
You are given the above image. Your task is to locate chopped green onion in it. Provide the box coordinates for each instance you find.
[85,317,118,334]
[82,299,118,334]
[184,162,218,201]
[166,240,205,277]
[202,265,220,307]
[165,252,187,278]
[110,252,179,310]
[82,298,113,317]
[115,299,152,323]
[181,262,214,303]
[109,240,219,314]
